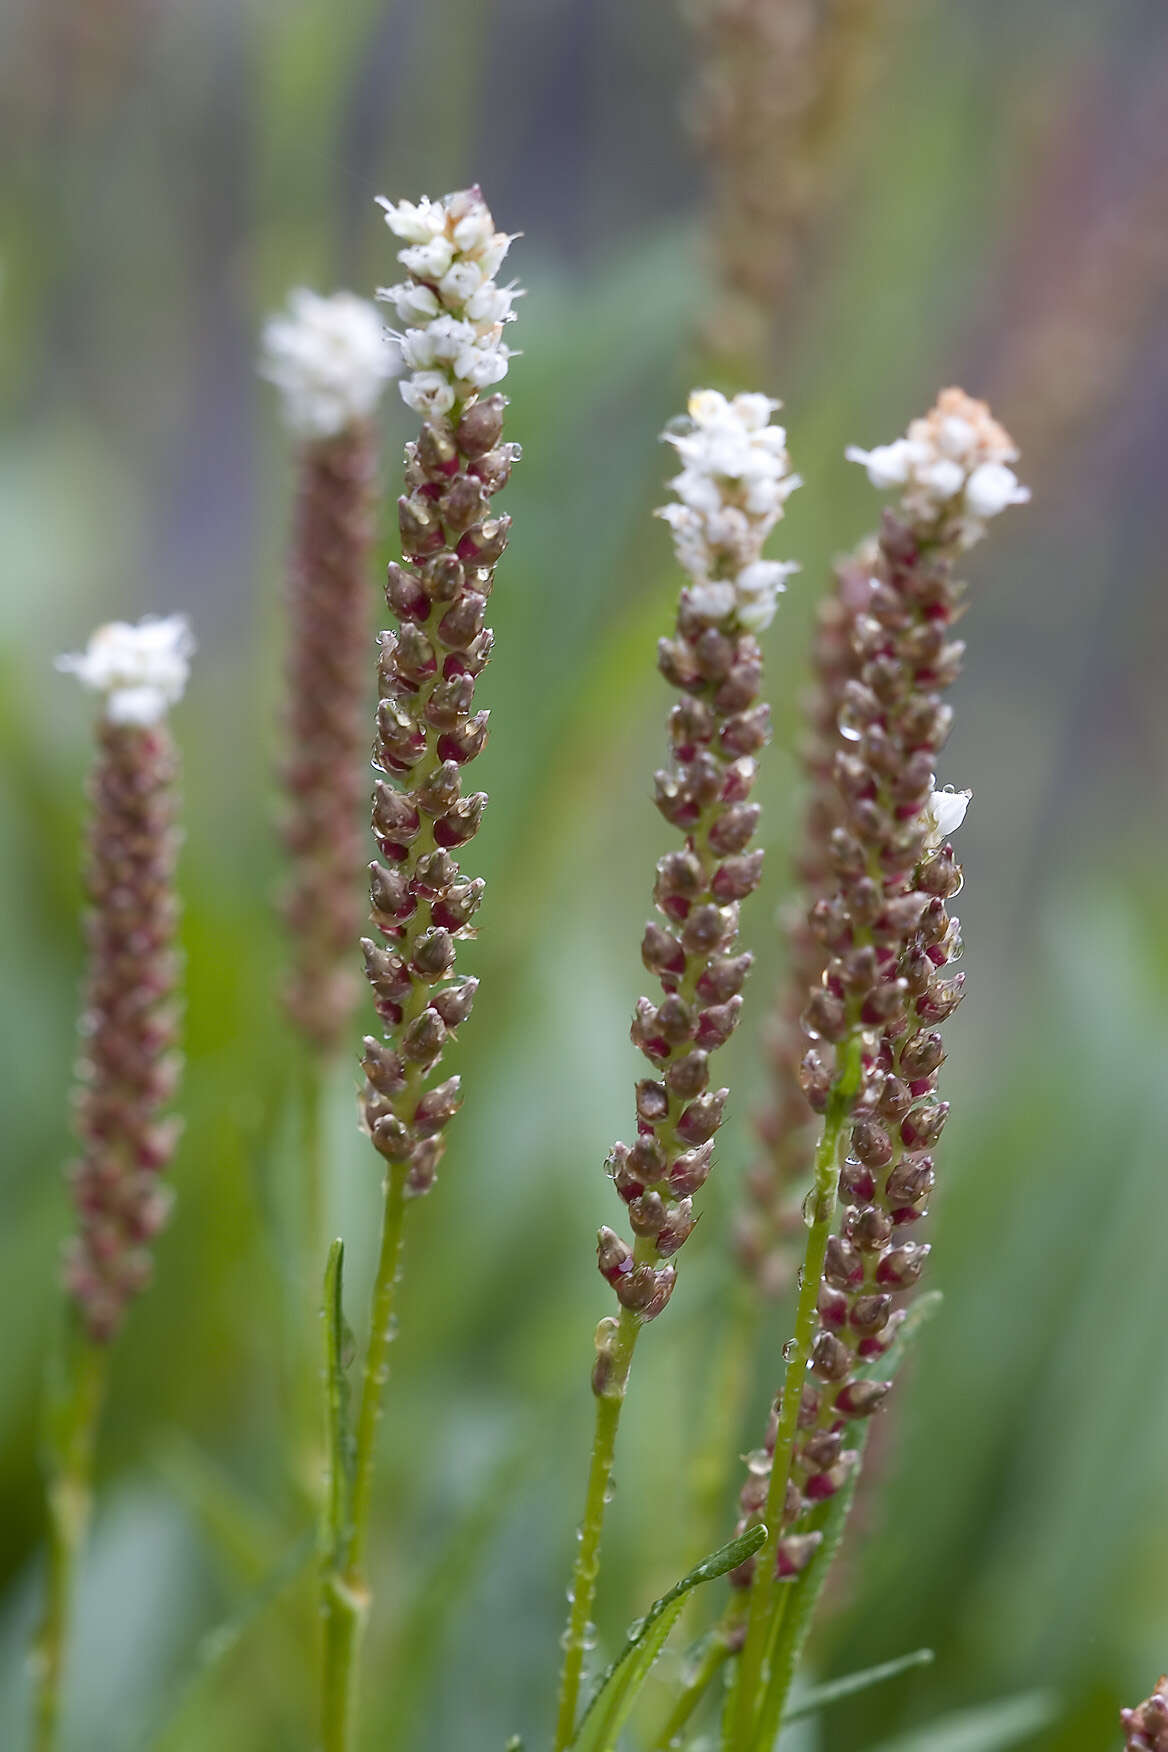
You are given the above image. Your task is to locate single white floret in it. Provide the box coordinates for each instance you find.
[922,785,972,851]
[965,461,1030,520]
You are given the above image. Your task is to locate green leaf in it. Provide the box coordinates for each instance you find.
[781,1648,934,1724]
[573,1524,766,1752]
[322,1240,356,1567]
[862,1690,1058,1752]
[750,1293,944,1750]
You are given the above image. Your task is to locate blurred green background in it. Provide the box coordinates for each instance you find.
[2,0,1167,1747]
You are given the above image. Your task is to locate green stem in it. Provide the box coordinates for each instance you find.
[347,1166,409,1578]
[33,1335,109,1752]
[294,1055,328,1510]
[319,1163,410,1752]
[725,1032,861,1752]
[303,1058,326,1298]
[553,1305,642,1752]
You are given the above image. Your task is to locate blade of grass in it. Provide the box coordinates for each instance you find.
[321,1240,356,1569]
[780,1648,934,1726]
[574,1524,767,1752]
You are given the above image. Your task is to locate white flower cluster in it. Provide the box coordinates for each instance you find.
[375,187,520,419]
[259,289,397,441]
[846,387,1029,546]
[57,615,195,726]
[922,784,971,853]
[657,389,801,633]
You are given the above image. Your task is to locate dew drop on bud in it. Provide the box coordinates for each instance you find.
[838,702,863,742]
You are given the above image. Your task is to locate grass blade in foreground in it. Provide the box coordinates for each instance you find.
[573,1525,767,1752]
[781,1648,934,1726]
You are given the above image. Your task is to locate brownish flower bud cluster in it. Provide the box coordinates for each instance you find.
[360,394,517,1196]
[735,504,971,1580]
[596,587,774,1334]
[64,720,184,1342]
[591,390,798,1396]
[282,425,380,1052]
[1124,1679,1168,1752]
[736,553,871,1296]
[733,385,1029,1584]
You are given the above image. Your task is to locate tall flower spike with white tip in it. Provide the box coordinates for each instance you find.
[657,389,801,632]
[260,290,394,1052]
[259,289,398,442]
[37,617,193,1752]
[846,386,1030,548]
[319,186,522,1751]
[555,387,796,1752]
[376,186,521,418]
[726,390,1026,1739]
[55,615,193,1340]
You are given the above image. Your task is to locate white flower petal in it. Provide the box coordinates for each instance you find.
[846,441,912,490]
[964,461,1030,520]
[737,594,777,633]
[923,786,971,850]
[376,195,447,242]
[687,581,737,621]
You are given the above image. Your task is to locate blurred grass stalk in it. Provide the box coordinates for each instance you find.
[683,0,889,381]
